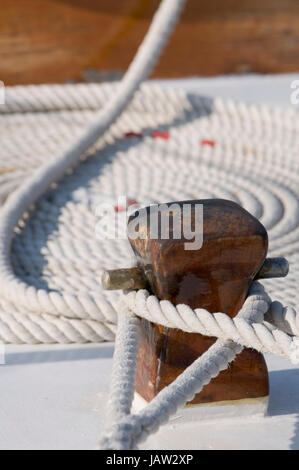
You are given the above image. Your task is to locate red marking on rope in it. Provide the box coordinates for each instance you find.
[201,139,215,147]
[114,200,139,213]
[151,131,169,140]
[125,131,142,138]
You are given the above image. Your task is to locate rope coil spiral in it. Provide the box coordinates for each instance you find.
[0,0,298,450]
[1,81,299,344]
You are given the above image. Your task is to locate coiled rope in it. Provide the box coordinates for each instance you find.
[0,0,299,450]
[1,82,299,343]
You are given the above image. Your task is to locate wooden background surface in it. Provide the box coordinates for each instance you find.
[1,0,299,85]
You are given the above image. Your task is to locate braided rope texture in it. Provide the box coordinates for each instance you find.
[124,284,299,363]
[1,81,299,342]
[0,81,299,343]
[0,0,188,344]
[101,284,287,450]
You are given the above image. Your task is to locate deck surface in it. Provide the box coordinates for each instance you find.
[1,344,298,450]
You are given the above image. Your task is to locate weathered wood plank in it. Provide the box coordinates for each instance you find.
[0,0,299,85]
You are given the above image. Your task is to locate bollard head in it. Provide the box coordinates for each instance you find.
[128,199,268,315]
[127,199,270,408]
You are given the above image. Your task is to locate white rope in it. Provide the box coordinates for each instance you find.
[123,284,299,363]
[0,0,298,452]
[264,301,299,336]
[0,0,188,341]
[99,283,271,450]
[104,303,140,426]
[99,282,299,449]
[0,87,299,343]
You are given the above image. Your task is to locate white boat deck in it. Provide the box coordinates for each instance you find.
[1,344,298,450]
[0,74,298,450]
